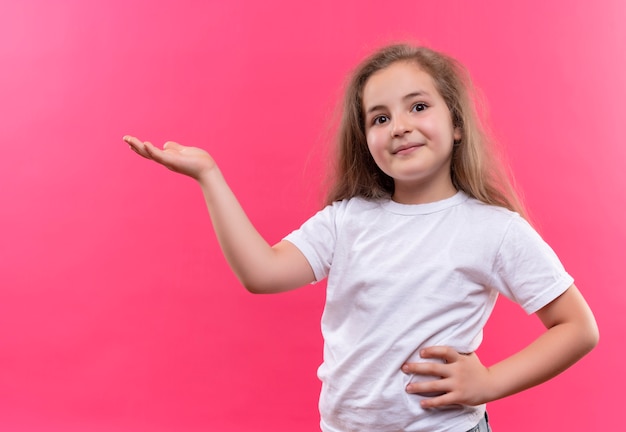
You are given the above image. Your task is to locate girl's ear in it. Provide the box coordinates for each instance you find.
[453,126,462,142]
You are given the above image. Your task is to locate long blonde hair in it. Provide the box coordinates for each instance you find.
[325,44,526,217]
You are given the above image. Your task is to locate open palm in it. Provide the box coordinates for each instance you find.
[124,135,216,181]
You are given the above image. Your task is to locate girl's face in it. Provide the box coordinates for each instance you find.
[362,61,461,204]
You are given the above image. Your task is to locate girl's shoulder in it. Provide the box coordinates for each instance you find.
[322,195,385,216]
[462,197,547,251]
[463,194,522,221]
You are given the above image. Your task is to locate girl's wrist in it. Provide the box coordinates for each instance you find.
[197,164,223,188]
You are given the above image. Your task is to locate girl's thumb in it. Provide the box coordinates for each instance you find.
[163,141,183,150]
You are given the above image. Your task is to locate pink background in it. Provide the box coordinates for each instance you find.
[1,1,624,430]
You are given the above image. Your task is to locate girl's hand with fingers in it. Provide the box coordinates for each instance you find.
[124,135,217,182]
[402,346,495,409]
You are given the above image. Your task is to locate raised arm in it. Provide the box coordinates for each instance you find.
[124,136,315,293]
[403,284,599,408]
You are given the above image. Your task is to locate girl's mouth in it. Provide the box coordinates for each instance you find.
[392,143,424,155]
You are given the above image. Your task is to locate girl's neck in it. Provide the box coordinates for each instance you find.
[391,180,457,205]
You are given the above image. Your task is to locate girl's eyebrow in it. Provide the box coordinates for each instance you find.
[365,91,431,114]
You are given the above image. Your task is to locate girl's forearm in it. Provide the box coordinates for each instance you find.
[124,136,313,292]
[484,287,598,402]
[485,321,597,402]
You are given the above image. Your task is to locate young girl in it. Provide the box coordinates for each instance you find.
[125,44,598,432]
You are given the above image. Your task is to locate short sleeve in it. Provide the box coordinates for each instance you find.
[489,215,574,314]
[283,201,344,282]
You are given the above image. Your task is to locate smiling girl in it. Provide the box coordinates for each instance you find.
[125,44,598,432]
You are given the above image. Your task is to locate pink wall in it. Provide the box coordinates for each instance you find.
[1,1,624,430]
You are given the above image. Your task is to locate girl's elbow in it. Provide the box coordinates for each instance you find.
[244,283,273,294]
[574,314,600,357]
[584,319,600,352]
[241,279,272,294]
[583,305,600,352]
[240,277,285,294]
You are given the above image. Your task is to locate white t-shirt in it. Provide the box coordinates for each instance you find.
[284,191,573,432]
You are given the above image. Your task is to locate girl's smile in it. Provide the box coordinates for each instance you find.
[392,142,426,155]
[362,61,461,204]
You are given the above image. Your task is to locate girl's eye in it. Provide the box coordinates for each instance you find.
[373,115,389,125]
[412,103,427,112]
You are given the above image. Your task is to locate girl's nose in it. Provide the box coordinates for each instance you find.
[391,114,411,137]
